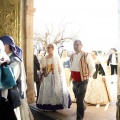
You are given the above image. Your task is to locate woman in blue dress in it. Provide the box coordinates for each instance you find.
[61,50,71,86]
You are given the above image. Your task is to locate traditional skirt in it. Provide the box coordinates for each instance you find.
[36,71,72,110]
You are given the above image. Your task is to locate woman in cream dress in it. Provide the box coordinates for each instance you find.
[85,51,112,109]
[37,44,71,110]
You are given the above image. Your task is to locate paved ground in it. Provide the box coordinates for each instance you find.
[31,101,116,120]
[31,75,117,120]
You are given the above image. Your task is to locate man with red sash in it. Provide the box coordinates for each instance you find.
[70,40,95,120]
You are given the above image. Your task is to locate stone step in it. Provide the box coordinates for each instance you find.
[29,103,59,120]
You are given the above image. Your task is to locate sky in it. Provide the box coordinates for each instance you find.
[34,0,119,52]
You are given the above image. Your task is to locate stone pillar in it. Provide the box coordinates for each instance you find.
[25,0,36,104]
[117,0,120,119]
[117,56,120,120]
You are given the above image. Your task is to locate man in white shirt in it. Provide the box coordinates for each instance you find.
[107,48,118,75]
[70,40,95,120]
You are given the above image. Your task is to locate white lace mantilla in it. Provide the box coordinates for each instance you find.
[37,55,69,108]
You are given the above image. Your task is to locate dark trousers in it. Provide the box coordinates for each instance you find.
[73,80,88,120]
[110,64,117,75]
[0,96,17,120]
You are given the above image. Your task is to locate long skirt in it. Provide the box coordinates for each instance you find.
[37,72,71,110]
[85,74,111,105]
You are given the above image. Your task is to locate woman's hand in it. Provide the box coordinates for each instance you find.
[102,77,106,82]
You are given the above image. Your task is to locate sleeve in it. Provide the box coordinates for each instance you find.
[34,55,40,70]
[86,54,96,76]
[107,55,111,66]
[70,54,73,69]
[116,53,118,63]
[99,64,105,76]
[10,61,20,81]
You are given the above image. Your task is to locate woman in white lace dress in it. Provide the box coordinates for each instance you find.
[37,44,71,111]
[85,51,112,109]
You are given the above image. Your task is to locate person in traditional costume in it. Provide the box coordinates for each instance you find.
[70,40,95,120]
[61,49,71,86]
[107,48,118,83]
[99,52,111,81]
[0,35,34,120]
[60,50,76,102]
[37,43,71,111]
[0,40,17,120]
[85,51,112,110]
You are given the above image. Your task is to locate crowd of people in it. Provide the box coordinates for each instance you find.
[34,40,118,120]
[0,35,118,120]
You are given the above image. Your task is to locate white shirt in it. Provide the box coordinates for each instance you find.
[111,54,117,65]
[70,53,81,71]
[70,52,95,76]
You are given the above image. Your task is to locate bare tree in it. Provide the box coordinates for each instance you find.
[34,23,79,52]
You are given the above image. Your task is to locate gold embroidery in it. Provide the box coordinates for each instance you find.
[0,0,20,46]
[44,64,54,77]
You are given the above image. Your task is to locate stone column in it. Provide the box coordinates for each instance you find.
[117,55,120,120]
[25,0,36,104]
[117,0,120,119]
